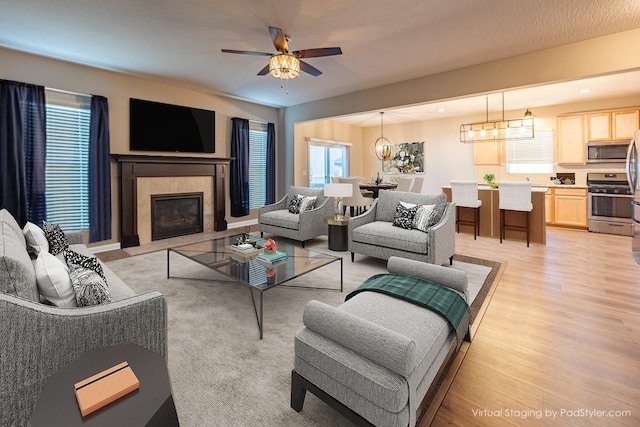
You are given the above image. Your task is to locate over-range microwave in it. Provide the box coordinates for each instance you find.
[586,142,629,163]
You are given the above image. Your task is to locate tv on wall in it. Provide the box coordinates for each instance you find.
[129,98,215,153]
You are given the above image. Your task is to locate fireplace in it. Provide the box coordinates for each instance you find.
[151,193,204,241]
[112,155,231,248]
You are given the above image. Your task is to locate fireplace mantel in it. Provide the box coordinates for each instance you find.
[112,154,233,248]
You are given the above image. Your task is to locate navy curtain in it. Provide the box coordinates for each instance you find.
[0,79,46,227]
[230,117,250,217]
[266,122,276,204]
[88,95,112,242]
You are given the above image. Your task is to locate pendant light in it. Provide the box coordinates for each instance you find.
[373,112,392,160]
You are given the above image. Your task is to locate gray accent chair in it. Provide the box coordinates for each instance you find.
[258,186,334,248]
[0,209,167,426]
[292,256,470,427]
[348,190,456,266]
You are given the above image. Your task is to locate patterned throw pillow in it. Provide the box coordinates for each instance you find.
[427,199,447,227]
[63,249,107,281]
[299,196,317,212]
[392,201,418,229]
[288,194,303,214]
[42,220,69,255]
[68,263,112,307]
[412,204,436,233]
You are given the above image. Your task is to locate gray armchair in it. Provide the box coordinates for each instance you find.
[258,186,334,247]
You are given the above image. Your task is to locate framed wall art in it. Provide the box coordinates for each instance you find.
[382,141,425,174]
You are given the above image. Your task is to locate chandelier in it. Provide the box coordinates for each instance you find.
[459,93,534,143]
[373,112,392,160]
[269,54,300,80]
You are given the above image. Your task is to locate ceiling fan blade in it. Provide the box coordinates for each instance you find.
[257,64,270,76]
[268,26,289,52]
[294,47,342,58]
[300,60,322,77]
[221,49,273,56]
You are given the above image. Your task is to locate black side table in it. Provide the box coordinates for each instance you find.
[324,216,350,251]
[29,344,179,427]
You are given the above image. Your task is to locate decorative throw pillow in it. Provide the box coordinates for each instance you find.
[392,201,418,229]
[23,221,49,255]
[427,199,447,227]
[63,249,107,282]
[412,204,436,232]
[68,263,112,307]
[299,196,317,212]
[288,194,303,214]
[42,220,69,255]
[34,251,77,308]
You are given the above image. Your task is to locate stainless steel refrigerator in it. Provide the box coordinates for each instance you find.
[627,130,640,265]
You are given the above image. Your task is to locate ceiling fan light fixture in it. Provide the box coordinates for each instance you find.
[269,54,300,80]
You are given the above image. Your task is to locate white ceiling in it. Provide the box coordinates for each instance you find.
[2,0,640,122]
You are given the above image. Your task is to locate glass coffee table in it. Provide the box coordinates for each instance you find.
[167,234,343,339]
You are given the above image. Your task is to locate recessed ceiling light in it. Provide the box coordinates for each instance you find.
[580,88,592,94]
[437,108,445,113]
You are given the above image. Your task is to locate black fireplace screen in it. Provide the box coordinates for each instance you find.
[151,192,204,240]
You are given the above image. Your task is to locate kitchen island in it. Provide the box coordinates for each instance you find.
[442,185,547,245]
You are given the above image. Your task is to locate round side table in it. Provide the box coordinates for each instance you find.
[324,215,350,251]
[29,344,179,427]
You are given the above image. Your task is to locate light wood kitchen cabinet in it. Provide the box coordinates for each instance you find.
[586,109,639,142]
[473,140,501,165]
[587,112,611,141]
[552,187,588,228]
[612,109,639,140]
[545,189,554,224]
[557,115,585,165]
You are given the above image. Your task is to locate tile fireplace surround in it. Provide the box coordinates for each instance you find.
[113,155,232,248]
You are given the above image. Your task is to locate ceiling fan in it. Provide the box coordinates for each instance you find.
[221,26,342,79]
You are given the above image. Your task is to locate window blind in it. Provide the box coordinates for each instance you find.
[249,122,267,209]
[506,130,553,174]
[44,102,91,231]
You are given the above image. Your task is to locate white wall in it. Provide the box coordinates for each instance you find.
[283,27,640,194]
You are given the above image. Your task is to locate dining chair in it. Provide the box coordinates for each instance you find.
[395,177,413,192]
[338,177,374,216]
[450,180,482,239]
[498,181,533,247]
[410,177,424,193]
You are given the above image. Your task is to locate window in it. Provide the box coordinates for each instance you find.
[248,121,267,209]
[506,130,553,174]
[307,138,351,188]
[44,90,91,231]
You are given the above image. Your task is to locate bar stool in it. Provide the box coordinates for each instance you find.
[498,181,533,247]
[450,180,482,239]
[395,177,413,192]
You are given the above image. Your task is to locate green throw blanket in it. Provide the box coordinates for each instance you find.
[345,273,470,348]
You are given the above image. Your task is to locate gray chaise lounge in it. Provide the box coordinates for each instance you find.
[0,209,167,425]
[291,256,470,426]
[348,190,456,266]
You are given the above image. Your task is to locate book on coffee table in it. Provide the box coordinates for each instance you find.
[256,250,287,264]
[228,244,263,258]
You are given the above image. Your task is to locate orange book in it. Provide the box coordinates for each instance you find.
[74,361,140,417]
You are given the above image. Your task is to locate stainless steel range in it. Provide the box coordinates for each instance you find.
[587,172,633,236]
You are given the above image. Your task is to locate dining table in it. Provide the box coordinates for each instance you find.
[358,182,398,198]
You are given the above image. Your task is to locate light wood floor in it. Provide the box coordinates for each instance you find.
[430,227,640,426]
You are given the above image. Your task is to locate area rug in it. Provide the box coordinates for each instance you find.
[106,243,502,427]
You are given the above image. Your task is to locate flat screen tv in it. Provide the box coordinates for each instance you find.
[129,98,215,153]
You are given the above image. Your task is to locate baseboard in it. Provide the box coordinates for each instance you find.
[87,242,122,254]
[227,219,258,229]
